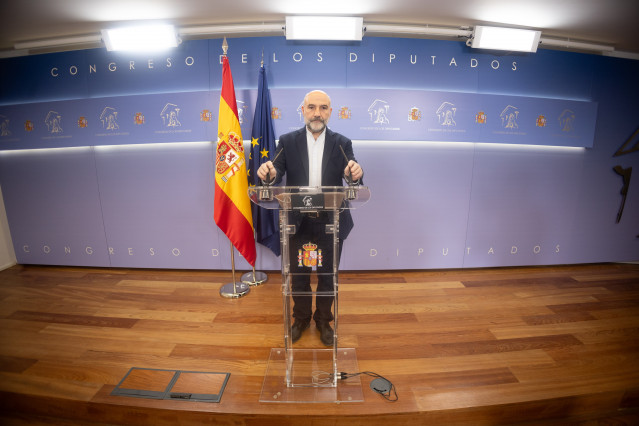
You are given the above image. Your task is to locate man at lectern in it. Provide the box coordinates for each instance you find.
[257,90,363,346]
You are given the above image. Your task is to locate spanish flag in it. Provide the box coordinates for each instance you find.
[214,55,256,266]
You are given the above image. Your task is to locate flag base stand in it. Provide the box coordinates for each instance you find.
[241,270,268,286]
[219,282,250,299]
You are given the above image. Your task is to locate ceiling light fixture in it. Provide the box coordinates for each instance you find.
[101,24,178,52]
[469,25,541,52]
[285,16,363,41]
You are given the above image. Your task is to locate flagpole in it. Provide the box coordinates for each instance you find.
[240,49,267,287]
[220,241,250,298]
[217,37,250,299]
[241,48,271,287]
[241,229,268,286]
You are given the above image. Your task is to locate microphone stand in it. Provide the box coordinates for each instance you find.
[339,145,360,200]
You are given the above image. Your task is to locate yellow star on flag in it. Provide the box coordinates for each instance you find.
[251,137,261,148]
[260,148,269,158]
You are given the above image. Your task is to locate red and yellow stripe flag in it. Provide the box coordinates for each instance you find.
[214,56,256,266]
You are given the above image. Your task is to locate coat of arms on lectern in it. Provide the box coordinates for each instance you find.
[298,242,323,268]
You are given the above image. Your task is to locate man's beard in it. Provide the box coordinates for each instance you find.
[306,118,326,134]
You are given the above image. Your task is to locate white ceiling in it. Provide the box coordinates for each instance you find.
[1,0,638,56]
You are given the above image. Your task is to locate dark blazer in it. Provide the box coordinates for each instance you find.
[272,127,359,240]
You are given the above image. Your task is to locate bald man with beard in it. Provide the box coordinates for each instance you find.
[258,90,363,346]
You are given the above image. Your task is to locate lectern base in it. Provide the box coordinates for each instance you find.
[259,348,363,403]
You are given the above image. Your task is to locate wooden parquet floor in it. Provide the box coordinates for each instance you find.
[0,263,638,425]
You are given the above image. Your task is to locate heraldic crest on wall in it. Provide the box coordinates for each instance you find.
[298,242,323,268]
[216,131,244,183]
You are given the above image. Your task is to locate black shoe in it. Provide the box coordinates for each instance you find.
[291,320,309,343]
[316,322,334,346]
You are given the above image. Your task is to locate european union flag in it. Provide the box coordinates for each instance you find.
[248,65,280,256]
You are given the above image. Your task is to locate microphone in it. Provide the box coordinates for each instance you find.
[339,145,357,185]
[262,148,283,186]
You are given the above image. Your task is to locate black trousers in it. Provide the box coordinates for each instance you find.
[288,214,343,324]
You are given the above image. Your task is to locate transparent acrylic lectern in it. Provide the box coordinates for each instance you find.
[249,185,370,403]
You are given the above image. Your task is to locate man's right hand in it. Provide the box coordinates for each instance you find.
[257,161,277,182]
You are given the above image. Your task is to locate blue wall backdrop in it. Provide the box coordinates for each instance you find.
[0,36,637,270]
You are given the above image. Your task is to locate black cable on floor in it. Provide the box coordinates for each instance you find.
[337,371,398,402]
